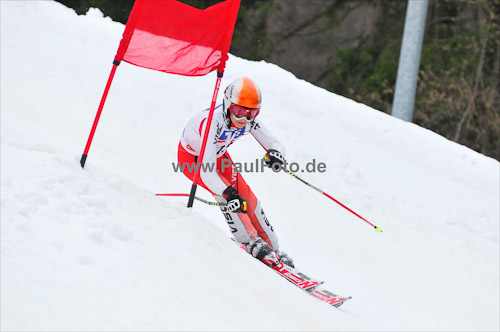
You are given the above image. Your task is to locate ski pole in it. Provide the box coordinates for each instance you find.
[156,193,226,207]
[285,171,382,232]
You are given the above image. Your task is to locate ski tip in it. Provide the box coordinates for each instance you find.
[375,226,383,233]
[333,296,353,308]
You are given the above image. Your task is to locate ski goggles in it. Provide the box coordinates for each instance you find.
[229,104,260,121]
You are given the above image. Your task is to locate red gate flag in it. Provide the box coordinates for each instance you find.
[115,0,241,76]
[81,0,241,169]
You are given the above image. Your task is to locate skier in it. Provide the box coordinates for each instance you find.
[178,77,294,267]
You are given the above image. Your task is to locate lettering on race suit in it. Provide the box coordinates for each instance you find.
[217,144,230,155]
[261,209,274,232]
[219,141,235,154]
[249,121,260,131]
[231,168,237,184]
[215,126,246,156]
[218,126,246,142]
[223,212,237,233]
[213,123,223,144]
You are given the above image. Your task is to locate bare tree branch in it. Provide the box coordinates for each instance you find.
[453,17,491,142]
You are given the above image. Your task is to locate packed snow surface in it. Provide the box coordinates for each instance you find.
[1,1,499,331]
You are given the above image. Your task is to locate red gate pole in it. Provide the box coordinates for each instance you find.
[187,71,223,207]
[80,60,120,168]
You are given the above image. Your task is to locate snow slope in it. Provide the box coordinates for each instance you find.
[1,1,499,331]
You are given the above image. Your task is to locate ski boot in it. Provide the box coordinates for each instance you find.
[246,237,280,266]
[276,250,294,268]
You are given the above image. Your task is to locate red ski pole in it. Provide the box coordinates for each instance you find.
[285,170,382,232]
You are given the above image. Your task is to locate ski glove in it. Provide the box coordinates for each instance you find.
[264,149,285,172]
[222,185,248,214]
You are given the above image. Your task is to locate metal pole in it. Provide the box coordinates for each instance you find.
[392,0,428,122]
[156,193,227,207]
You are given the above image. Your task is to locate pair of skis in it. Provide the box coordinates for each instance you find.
[235,241,352,308]
[261,257,352,308]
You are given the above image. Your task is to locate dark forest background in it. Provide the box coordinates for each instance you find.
[56,0,499,161]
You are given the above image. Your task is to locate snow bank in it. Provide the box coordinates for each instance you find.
[1,1,498,331]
